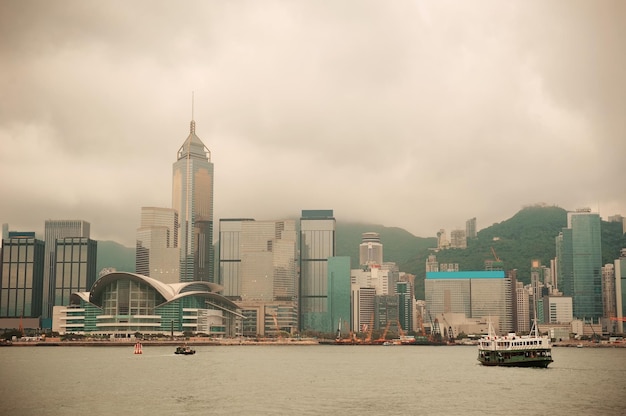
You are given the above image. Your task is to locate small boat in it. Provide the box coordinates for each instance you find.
[175,345,196,355]
[134,342,143,355]
[477,320,553,368]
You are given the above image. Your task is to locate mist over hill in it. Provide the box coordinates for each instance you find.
[400,206,626,299]
[96,241,135,274]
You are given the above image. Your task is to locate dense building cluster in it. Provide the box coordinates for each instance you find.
[1,119,625,340]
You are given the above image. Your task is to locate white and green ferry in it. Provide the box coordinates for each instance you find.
[477,320,553,368]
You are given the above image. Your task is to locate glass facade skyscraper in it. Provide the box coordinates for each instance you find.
[136,207,179,283]
[53,237,97,310]
[0,232,44,318]
[556,210,602,320]
[299,210,336,333]
[43,220,90,319]
[327,256,351,334]
[172,119,214,283]
[219,218,298,335]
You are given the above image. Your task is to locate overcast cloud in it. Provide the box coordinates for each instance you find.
[1,0,624,247]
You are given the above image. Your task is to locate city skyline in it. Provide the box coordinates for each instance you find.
[2,1,625,248]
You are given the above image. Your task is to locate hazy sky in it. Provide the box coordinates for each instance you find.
[1,0,624,247]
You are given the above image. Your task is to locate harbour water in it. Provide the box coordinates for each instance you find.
[1,344,624,416]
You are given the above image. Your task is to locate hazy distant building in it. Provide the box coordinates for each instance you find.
[556,209,602,320]
[299,210,336,333]
[0,232,44,318]
[607,215,625,234]
[43,220,90,319]
[136,207,179,283]
[172,117,214,283]
[466,217,477,239]
[359,232,383,266]
[426,254,439,272]
[53,237,97,312]
[425,270,513,333]
[436,229,449,250]
[450,229,467,249]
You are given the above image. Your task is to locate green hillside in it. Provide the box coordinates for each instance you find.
[336,222,436,268]
[95,207,625,303]
[96,240,135,274]
[399,206,626,300]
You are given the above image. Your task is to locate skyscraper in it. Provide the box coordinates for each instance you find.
[299,209,336,332]
[136,207,179,283]
[466,217,477,239]
[425,270,513,333]
[172,117,214,283]
[556,209,602,320]
[0,232,44,318]
[43,220,90,319]
[614,249,626,334]
[53,237,97,310]
[359,232,383,266]
[218,218,298,335]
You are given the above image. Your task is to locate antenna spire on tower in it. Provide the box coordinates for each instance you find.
[190,91,196,134]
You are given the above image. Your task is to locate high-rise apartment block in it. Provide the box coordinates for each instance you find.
[615,249,626,334]
[466,217,477,239]
[136,207,179,283]
[172,118,214,283]
[450,229,467,249]
[43,220,90,319]
[556,209,603,320]
[515,281,530,333]
[299,210,336,333]
[602,264,616,323]
[436,229,449,250]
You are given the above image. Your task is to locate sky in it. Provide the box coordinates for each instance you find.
[1,0,625,248]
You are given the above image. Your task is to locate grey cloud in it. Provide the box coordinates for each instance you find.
[1,0,624,247]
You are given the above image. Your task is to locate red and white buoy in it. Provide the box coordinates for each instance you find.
[134,342,143,354]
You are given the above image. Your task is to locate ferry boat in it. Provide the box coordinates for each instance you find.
[175,345,196,355]
[477,320,553,368]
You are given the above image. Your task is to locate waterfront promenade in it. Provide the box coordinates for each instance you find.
[6,337,625,347]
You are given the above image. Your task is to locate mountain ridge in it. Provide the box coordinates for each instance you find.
[96,206,626,302]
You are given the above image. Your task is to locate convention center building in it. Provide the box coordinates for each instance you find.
[52,271,241,337]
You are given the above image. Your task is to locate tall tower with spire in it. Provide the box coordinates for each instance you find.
[172,98,215,282]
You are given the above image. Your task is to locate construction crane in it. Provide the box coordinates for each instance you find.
[374,321,391,344]
[363,313,374,343]
[490,247,501,262]
[441,314,455,344]
[272,313,282,339]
